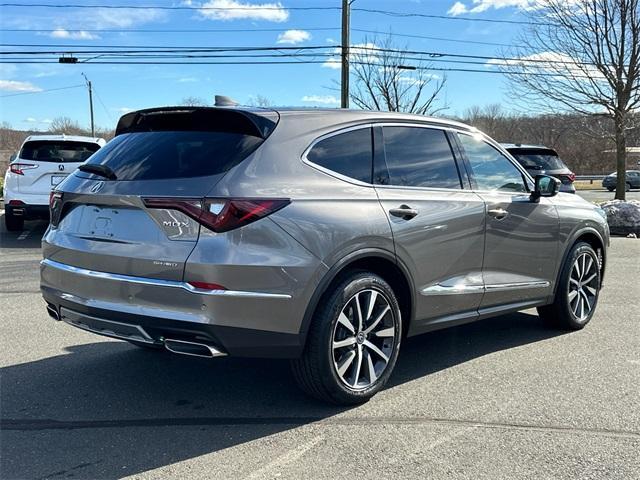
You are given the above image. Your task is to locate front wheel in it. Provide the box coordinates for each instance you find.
[538,242,601,330]
[291,271,402,405]
[606,187,615,192]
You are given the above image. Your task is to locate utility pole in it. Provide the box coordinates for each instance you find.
[81,73,95,136]
[341,0,351,109]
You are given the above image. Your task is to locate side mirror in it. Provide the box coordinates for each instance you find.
[532,174,560,201]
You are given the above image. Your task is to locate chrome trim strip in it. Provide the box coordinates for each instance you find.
[484,281,550,292]
[421,280,550,296]
[164,338,227,358]
[41,258,292,299]
[421,284,485,296]
[60,308,156,344]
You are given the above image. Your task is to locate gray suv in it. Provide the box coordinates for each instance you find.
[41,107,609,404]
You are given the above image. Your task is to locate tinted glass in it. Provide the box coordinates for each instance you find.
[381,127,461,188]
[459,134,526,192]
[511,152,567,170]
[82,131,263,180]
[20,141,100,163]
[307,128,373,183]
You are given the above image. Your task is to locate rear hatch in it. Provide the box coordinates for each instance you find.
[14,140,101,195]
[44,107,279,281]
[508,148,575,185]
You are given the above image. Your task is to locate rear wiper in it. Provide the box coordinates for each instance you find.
[78,164,117,180]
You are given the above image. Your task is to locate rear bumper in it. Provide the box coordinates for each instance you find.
[6,203,49,220]
[40,258,318,358]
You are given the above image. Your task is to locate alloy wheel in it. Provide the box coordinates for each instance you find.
[568,252,599,321]
[332,289,397,390]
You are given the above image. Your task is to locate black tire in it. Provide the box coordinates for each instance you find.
[606,187,615,192]
[538,242,601,330]
[626,182,631,192]
[4,211,24,232]
[291,271,402,405]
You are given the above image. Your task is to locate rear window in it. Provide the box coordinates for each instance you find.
[19,141,100,163]
[306,128,373,183]
[81,131,263,180]
[510,151,567,170]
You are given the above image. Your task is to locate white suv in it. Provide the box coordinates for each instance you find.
[4,134,105,231]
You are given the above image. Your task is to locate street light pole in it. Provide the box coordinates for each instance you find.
[81,73,95,137]
[341,0,351,109]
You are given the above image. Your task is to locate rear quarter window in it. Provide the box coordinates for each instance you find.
[19,141,100,163]
[306,128,373,183]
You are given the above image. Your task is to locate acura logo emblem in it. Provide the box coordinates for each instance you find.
[90,181,104,193]
[58,164,64,171]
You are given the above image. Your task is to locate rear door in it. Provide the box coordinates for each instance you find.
[456,133,560,310]
[373,125,486,333]
[44,109,275,281]
[17,140,100,197]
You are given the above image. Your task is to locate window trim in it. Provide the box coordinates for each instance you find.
[455,131,535,195]
[301,124,376,187]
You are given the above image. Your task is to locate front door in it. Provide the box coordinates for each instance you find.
[455,133,560,311]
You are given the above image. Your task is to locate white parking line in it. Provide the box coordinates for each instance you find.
[17,230,30,241]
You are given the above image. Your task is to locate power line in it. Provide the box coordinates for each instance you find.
[0,27,520,48]
[0,60,596,78]
[0,44,604,68]
[0,2,542,25]
[0,84,84,98]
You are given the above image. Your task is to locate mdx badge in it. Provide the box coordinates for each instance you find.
[90,181,104,193]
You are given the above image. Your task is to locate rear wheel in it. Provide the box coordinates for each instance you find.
[626,182,631,192]
[606,187,615,192]
[291,271,402,405]
[4,211,24,232]
[538,242,601,330]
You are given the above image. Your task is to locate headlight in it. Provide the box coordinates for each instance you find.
[595,206,608,221]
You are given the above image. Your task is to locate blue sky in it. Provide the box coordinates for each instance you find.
[0,0,535,131]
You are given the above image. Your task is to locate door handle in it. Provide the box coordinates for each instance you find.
[488,208,509,220]
[389,205,419,220]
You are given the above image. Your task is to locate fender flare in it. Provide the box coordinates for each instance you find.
[553,226,607,296]
[298,248,415,347]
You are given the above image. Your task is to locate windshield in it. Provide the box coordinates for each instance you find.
[511,152,567,170]
[19,140,101,163]
[81,130,263,180]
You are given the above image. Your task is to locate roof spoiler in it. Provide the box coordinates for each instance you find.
[115,106,278,139]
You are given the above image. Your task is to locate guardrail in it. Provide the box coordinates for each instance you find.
[576,175,606,184]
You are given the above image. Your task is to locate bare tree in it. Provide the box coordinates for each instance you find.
[247,94,272,107]
[349,35,447,115]
[503,0,640,200]
[49,117,84,135]
[181,96,208,106]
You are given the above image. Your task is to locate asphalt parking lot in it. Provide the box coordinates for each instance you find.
[1,216,639,480]
[576,188,640,203]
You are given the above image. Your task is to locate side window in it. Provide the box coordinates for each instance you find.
[458,134,526,193]
[306,128,373,183]
[380,126,462,189]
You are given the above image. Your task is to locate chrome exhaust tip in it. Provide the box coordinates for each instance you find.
[46,304,60,321]
[164,339,226,358]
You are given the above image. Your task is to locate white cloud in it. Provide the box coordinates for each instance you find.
[114,107,133,114]
[277,29,311,45]
[326,37,337,44]
[50,29,99,40]
[42,118,53,124]
[92,8,166,28]
[24,117,37,123]
[301,95,340,105]
[448,0,537,16]
[196,0,289,22]
[0,80,42,93]
[177,77,198,83]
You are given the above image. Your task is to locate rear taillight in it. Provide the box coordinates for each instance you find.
[10,163,37,175]
[49,191,63,227]
[566,173,576,183]
[143,197,290,233]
